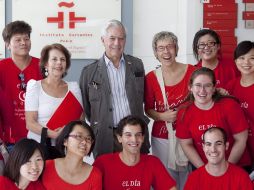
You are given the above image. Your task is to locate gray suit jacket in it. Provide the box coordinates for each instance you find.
[79,54,150,157]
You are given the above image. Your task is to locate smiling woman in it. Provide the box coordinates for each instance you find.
[42,120,102,190]
[25,43,84,159]
[176,67,251,172]
[193,29,239,88]
[144,31,195,190]
[227,41,254,167]
[0,138,45,190]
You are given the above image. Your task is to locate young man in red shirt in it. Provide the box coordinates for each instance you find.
[0,21,42,149]
[184,127,252,190]
[94,115,176,190]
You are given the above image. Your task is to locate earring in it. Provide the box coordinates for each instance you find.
[45,68,48,77]
[64,146,67,155]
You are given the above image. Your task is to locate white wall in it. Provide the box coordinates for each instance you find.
[133,0,254,74]
[236,0,254,42]
[133,0,203,74]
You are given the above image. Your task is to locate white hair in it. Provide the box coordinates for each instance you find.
[101,19,127,37]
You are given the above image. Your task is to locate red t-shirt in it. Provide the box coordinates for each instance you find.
[0,176,45,190]
[145,64,196,139]
[42,160,102,190]
[0,92,3,140]
[227,77,254,161]
[184,163,252,190]
[0,87,7,160]
[93,152,176,190]
[0,57,42,143]
[0,87,13,142]
[196,58,239,88]
[176,98,251,166]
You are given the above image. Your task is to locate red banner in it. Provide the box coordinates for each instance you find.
[243,11,254,20]
[204,0,235,3]
[221,36,237,45]
[221,44,236,53]
[212,29,235,37]
[243,0,254,3]
[204,3,237,12]
[204,12,237,20]
[204,19,237,29]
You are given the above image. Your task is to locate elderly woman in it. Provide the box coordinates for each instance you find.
[193,29,239,88]
[25,43,83,159]
[42,120,102,189]
[176,67,251,171]
[144,31,195,189]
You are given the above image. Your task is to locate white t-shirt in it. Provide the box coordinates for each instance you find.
[25,79,83,143]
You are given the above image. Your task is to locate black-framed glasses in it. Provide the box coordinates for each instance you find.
[197,41,217,49]
[68,134,93,144]
[156,44,175,52]
[18,73,26,91]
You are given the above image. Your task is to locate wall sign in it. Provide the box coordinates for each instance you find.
[12,0,121,59]
[243,0,254,29]
[203,0,238,60]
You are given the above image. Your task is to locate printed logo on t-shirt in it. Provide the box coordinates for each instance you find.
[14,86,26,121]
[18,91,26,102]
[155,100,166,112]
[241,101,248,109]
[122,179,141,189]
[198,124,217,131]
[155,97,185,112]
[159,125,167,136]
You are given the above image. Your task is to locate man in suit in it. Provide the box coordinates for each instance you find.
[79,19,150,158]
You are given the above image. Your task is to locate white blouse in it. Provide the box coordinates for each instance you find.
[25,79,83,143]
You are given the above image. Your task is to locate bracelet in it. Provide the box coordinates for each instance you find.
[42,127,48,137]
[41,127,48,145]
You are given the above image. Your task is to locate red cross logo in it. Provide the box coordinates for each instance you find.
[47,1,86,29]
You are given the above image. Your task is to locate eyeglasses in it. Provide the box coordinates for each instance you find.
[156,44,175,52]
[18,73,26,91]
[192,83,214,91]
[197,41,217,49]
[68,134,93,144]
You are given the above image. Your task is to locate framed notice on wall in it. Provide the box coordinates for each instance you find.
[0,0,5,59]
[12,0,121,59]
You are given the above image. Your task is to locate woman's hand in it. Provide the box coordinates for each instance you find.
[179,138,204,168]
[216,87,229,95]
[47,127,63,139]
[146,108,177,122]
[228,130,248,164]
[160,109,178,123]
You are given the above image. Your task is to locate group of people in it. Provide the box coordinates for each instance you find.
[0,18,253,190]
[144,28,254,189]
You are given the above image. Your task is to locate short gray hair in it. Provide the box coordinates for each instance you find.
[101,19,126,38]
[152,31,178,57]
